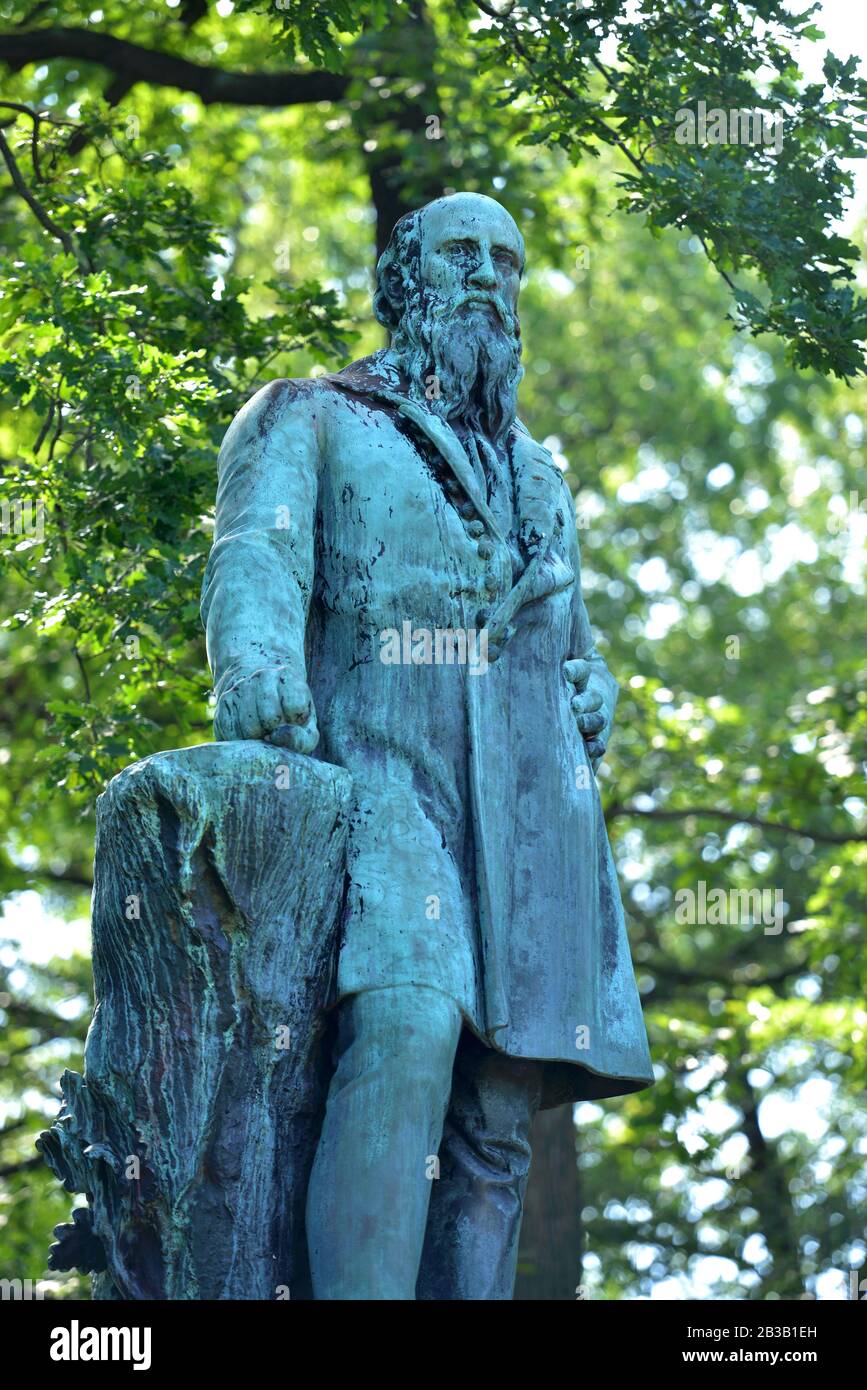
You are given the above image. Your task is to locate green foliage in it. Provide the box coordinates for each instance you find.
[0,947,90,1295]
[0,103,353,794]
[516,191,867,1299]
[473,0,867,377]
[233,0,386,67]
[0,0,864,1300]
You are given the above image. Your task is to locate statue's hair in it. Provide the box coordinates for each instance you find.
[373,210,423,333]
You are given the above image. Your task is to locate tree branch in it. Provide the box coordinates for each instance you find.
[3,1001,88,1038]
[35,866,94,891]
[606,802,867,845]
[0,125,76,257]
[0,101,77,181]
[0,27,349,107]
[649,960,808,991]
[0,1153,45,1179]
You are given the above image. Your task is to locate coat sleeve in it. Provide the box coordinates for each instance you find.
[562,479,619,734]
[200,379,320,703]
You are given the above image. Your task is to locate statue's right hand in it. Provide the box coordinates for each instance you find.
[213,666,319,754]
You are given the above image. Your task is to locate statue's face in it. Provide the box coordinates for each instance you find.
[385,193,525,441]
[418,194,524,324]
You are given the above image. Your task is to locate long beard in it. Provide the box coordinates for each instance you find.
[391,290,523,446]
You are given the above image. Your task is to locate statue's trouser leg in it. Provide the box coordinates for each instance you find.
[416,1031,543,1300]
[306,984,463,1300]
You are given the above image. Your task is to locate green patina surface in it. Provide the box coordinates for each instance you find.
[40,194,652,1299]
[39,741,350,1299]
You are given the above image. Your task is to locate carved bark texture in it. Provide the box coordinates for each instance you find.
[37,741,351,1301]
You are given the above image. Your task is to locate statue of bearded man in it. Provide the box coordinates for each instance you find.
[201,191,654,1301]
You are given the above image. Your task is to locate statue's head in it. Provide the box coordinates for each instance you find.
[374,192,525,445]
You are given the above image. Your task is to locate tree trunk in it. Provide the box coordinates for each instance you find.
[515,1104,583,1300]
[730,1064,803,1299]
[355,1,445,257]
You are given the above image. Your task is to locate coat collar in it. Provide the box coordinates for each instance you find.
[326,353,567,559]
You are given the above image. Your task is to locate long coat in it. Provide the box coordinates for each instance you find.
[201,352,654,1106]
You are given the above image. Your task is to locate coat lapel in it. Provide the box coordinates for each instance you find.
[379,393,508,546]
[326,355,507,544]
[483,427,573,643]
[509,423,569,558]
[326,357,573,640]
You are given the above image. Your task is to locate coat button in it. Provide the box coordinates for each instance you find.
[459,501,476,519]
[467,520,485,537]
[477,539,494,559]
[486,642,502,663]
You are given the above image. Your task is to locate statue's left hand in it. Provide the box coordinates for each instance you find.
[564,658,610,770]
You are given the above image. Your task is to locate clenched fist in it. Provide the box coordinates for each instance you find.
[214,666,319,754]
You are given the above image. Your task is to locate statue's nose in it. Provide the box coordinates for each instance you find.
[467,247,497,289]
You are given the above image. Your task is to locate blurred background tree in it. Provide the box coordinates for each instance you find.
[0,0,864,1300]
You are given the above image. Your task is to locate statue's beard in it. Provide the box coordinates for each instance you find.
[390,290,523,446]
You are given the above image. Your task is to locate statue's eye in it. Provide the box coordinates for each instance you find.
[445,239,476,257]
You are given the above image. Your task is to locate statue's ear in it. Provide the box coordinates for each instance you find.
[373,256,405,331]
[373,209,421,331]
